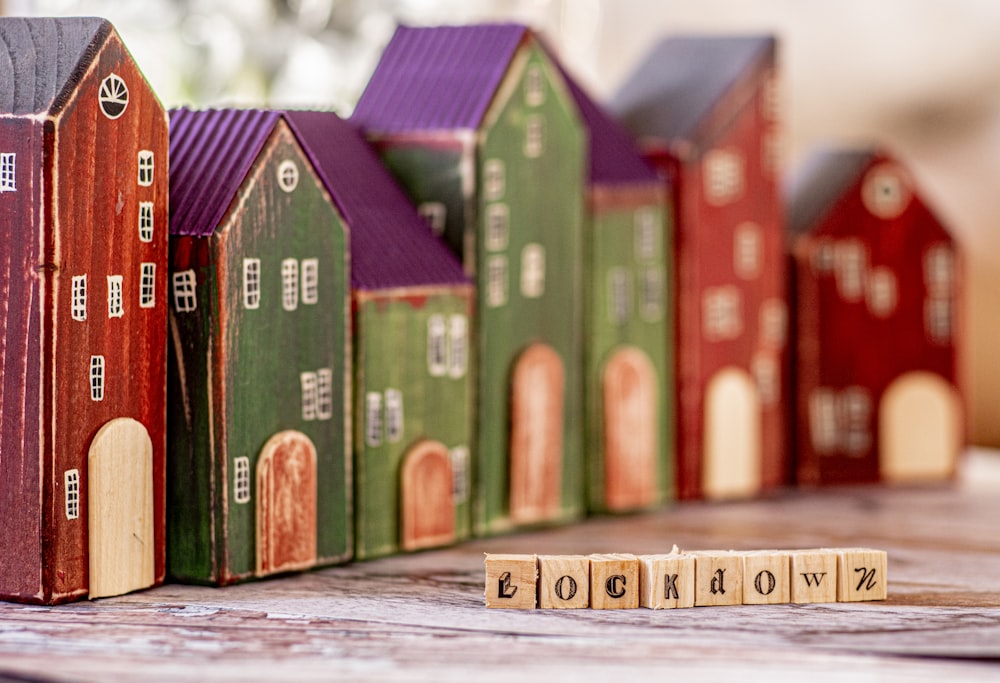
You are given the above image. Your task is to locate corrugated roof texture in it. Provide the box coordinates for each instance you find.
[787,148,876,237]
[169,108,282,237]
[0,17,109,116]
[284,109,469,291]
[351,23,528,133]
[611,35,774,147]
[548,46,657,185]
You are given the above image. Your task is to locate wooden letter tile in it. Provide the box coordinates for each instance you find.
[837,548,888,602]
[788,549,839,604]
[589,554,639,609]
[693,551,743,606]
[639,552,695,609]
[538,555,590,609]
[484,554,537,609]
[742,550,790,605]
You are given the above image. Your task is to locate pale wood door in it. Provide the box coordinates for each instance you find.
[255,430,317,577]
[880,371,962,482]
[703,367,762,499]
[88,417,155,598]
[603,346,659,511]
[509,343,565,524]
[400,440,455,551]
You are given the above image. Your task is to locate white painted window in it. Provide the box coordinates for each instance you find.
[172,270,197,312]
[524,114,544,158]
[634,207,659,262]
[486,254,508,308]
[90,355,105,402]
[808,388,838,454]
[365,392,383,447]
[607,267,631,325]
[281,258,299,311]
[277,159,299,193]
[926,298,952,343]
[812,239,836,274]
[524,63,546,107]
[301,258,319,305]
[924,245,954,296]
[138,202,154,242]
[0,153,16,192]
[761,71,780,122]
[300,371,318,421]
[71,275,87,321]
[862,164,910,219]
[485,203,509,251]
[703,149,744,205]
[520,243,545,298]
[759,299,788,349]
[448,314,468,378]
[762,130,783,177]
[834,239,867,302]
[98,73,128,119]
[752,352,780,406]
[427,314,448,377]
[316,368,333,421]
[734,222,763,279]
[639,266,664,322]
[702,286,743,340]
[484,159,505,201]
[450,445,470,503]
[840,387,873,455]
[242,258,261,309]
[64,469,80,520]
[139,263,156,309]
[137,150,154,187]
[385,389,404,443]
[107,275,124,318]
[233,456,251,504]
[418,201,447,237]
[866,266,897,318]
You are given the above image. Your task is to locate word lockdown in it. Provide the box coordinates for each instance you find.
[484,548,888,609]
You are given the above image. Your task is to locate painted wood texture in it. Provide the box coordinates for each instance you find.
[1,450,998,680]
[167,122,350,585]
[0,23,169,604]
[255,430,318,576]
[400,440,456,552]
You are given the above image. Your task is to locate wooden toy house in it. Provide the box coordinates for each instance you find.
[167,108,351,584]
[611,35,787,500]
[284,110,474,560]
[0,17,168,603]
[551,56,673,512]
[788,148,963,485]
[352,24,586,533]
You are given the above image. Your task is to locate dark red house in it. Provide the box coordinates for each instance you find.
[789,148,963,485]
[611,35,787,499]
[0,17,168,603]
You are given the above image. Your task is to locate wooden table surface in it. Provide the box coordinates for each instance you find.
[2,451,1000,682]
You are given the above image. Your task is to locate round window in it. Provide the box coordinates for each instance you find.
[862,163,912,219]
[98,74,129,120]
[277,160,299,193]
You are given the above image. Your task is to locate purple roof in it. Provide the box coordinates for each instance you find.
[351,23,528,133]
[283,110,470,291]
[546,45,658,185]
[169,108,282,237]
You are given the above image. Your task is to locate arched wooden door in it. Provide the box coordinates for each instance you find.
[88,417,155,598]
[256,430,317,577]
[703,367,762,499]
[602,346,658,510]
[880,372,962,482]
[400,439,455,551]
[509,343,565,524]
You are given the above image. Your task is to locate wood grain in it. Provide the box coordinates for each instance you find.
[1,451,1000,680]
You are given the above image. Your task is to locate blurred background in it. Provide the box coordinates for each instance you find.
[7,0,1000,445]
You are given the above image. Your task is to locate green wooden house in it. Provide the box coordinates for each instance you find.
[167,108,351,584]
[554,58,673,512]
[285,111,475,560]
[352,23,587,534]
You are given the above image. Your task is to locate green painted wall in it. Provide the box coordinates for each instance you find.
[584,191,674,510]
[167,124,351,583]
[353,289,474,560]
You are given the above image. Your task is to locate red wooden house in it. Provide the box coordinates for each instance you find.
[611,35,787,499]
[0,17,168,603]
[789,148,963,485]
